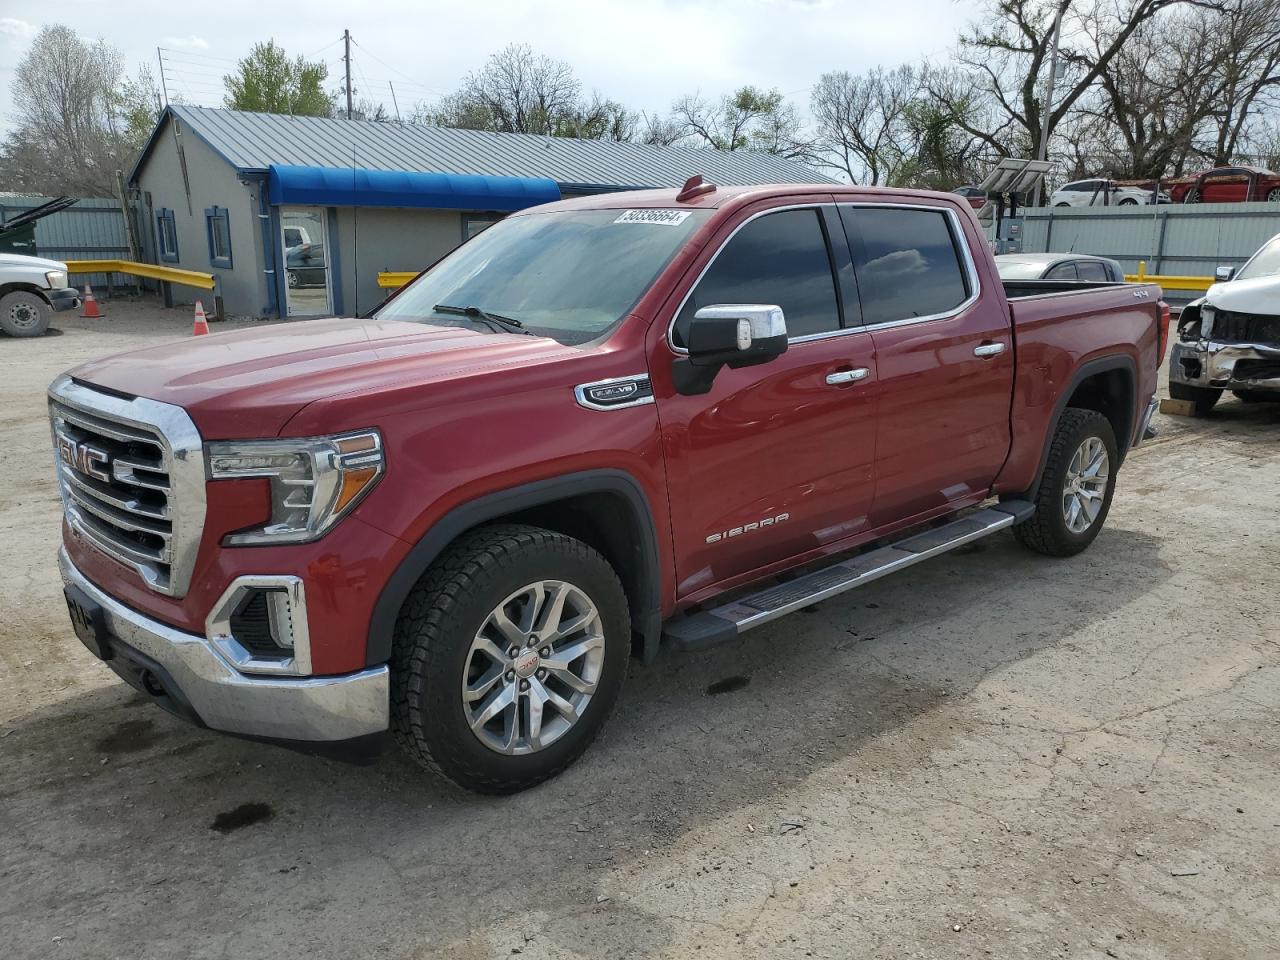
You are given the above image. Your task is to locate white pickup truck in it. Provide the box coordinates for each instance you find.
[0,253,81,337]
[1170,233,1280,413]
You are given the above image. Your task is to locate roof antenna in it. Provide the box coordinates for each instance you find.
[676,174,716,203]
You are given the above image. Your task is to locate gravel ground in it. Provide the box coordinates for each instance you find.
[2,299,1278,960]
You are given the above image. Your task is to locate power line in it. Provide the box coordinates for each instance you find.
[349,36,443,96]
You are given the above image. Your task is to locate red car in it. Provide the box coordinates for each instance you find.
[51,181,1167,792]
[951,185,988,210]
[1167,165,1280,204]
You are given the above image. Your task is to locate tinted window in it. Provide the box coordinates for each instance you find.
[1062,181,1085,192]
[1076,260,1110,282]
[843,207,970,325]
[1044,262,1078,280]
[674,208,840,345]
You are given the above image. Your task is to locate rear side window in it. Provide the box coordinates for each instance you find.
[1044,261,1078,280]
[674,208,841,345]
[1076,260,1110,282]
[841,207,971,326]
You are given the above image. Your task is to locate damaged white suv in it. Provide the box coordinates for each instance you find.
[1169,233,1280,414]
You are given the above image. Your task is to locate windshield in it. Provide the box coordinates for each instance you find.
[995,259,1049,280]
[1236,236,1280,282]
[374,208,710,345]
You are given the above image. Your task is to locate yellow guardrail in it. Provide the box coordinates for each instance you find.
[1124,262,1214,293]
[377,271,418,290]
[64,260,216,291]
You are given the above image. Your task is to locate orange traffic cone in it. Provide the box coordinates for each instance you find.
[79,284,104,318]
[192,300,210,336]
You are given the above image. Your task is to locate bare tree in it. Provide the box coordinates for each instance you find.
[671,86,809,156]
[429,43,581,135]
[1,24,155,196]
[811,66,917,183]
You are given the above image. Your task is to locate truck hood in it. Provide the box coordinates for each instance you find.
[0,253,66,272]
[68,317,581,438]
[1205,275,1280,316]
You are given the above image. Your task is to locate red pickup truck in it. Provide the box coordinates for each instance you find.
[51,182,1167,792]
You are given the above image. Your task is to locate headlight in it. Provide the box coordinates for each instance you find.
[1199,304,1215,338]
[45,270,66,289]
[207,430,384,545]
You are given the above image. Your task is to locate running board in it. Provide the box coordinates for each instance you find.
[663,501,1034,652]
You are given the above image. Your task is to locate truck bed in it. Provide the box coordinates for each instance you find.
[1001,278,1130,300]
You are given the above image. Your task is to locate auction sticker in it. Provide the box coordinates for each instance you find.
[614,209,692,226]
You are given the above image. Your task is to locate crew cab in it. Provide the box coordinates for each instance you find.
[2,253,80,337]
[1169,232,1280,413]
[50,181,1167,793]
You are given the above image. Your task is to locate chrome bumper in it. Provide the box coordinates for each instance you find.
[1169,339,1280,391]
[59,549,389,743]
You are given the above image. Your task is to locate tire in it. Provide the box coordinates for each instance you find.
[287,271,300,288]
[391,523,630,794]
[1169,381,1222,415]
[0,290,52,337]
[1015,408,1119,558]
[1054,202,1071,208]
[1233,389,1279,403]
[1118,198,1138,206]
[1184,188,1201,204]
[1268,187,1280,203]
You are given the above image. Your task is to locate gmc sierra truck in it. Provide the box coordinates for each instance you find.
[51,181,1167,793]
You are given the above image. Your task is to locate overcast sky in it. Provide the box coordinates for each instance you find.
[1,0,983,134]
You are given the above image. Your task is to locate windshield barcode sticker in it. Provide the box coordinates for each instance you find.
[614,209,692,226]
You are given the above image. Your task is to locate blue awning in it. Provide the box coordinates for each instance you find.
[267,164,561,211]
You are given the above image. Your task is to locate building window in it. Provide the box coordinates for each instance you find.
[205,206,233,268]
[462,213,505,241]
[157,209,178,263]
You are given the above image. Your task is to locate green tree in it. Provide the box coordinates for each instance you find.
[223,41,334,116]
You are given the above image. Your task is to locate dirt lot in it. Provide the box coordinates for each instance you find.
[2,299,1278,960]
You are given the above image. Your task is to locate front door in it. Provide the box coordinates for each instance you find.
[651,203,880,601]
[280,207,332,317]
[837,203,1014,528]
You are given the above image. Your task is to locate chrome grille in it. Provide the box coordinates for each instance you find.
[49,376,206,597]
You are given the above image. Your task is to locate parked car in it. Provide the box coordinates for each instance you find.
[951,185,987,210]
[1169,232,1280,413]
[51,181,1167,793]
[1049,179,1167,207]
[995,253,1126,283]
[0,253,80,337]
[285,242,326,288]
[1167,165,1280,204]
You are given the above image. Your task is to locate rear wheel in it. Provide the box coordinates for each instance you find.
[1118,197,1139,206]
[0,290,51,337]
[1015,408,1118,557]
[1267,187,1280,202]
[391,524,630,794]
[1170,381,1222,415]
[1184,188,1202,204]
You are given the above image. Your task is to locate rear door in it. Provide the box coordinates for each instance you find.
[838,202,1014,529]
[652,203,880,599]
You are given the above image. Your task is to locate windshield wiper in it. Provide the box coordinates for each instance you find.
[433,303,531,335]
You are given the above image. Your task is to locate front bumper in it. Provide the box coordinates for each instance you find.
[59,548,389,748]
[46,287,81,312]
[1170,339,1280,392]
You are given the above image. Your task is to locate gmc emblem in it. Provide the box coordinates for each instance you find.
[57,435,111,482]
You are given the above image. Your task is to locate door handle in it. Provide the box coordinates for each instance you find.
[973,342,1006,358]
[826,368,870,386]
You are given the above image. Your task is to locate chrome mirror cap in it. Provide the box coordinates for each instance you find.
[1214,265,1236,282]
[693,304,787,347]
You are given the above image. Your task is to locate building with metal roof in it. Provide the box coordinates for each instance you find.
[129,104,832,318]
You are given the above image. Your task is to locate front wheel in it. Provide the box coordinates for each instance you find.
[1169,381,1222,415]
[1118,198,1138,206]
[0,290,51,337]
[1267,187,1280,203]
[391,524,630,794]
[1015,408,1118,557]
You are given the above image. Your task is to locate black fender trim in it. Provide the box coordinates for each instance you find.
[367,469,664,666]
[1023,355,1138,498]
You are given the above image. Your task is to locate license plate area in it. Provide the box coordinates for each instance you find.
[64,584,112,661]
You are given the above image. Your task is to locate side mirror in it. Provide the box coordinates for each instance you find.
[1215,265,1236,282]
[673,304,788,395]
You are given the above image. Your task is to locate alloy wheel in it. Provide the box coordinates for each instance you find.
[1062,436,1109,534]
[462,579,605,755]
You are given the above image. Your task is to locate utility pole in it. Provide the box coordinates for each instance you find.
[1032,2,1066,207]
[343,29,353,120]
[156,47,169,107]
[389,82,401,122]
